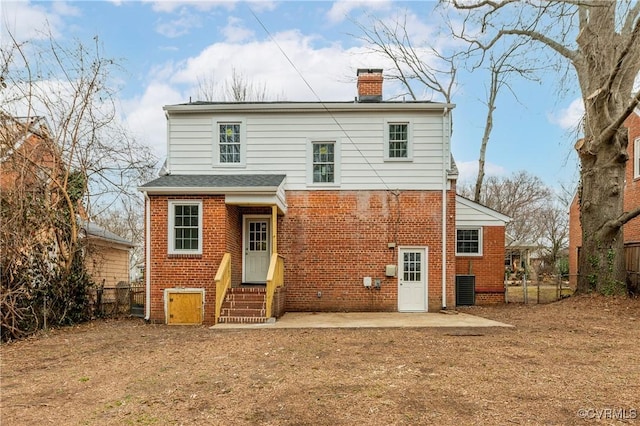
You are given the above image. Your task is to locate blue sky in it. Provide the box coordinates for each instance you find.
[1,0,584,191]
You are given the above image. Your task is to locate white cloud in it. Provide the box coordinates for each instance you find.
[326,0,392,24]
[167,30,389,102]
[456,160,507,184]
[51,1,81,17]
[1,1,66,42]
[549,98,584,131]
[221,16,254,43]
[119,82,184,157]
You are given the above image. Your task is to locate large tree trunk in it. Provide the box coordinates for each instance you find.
[574,3,636,295]
[576,131,628,295]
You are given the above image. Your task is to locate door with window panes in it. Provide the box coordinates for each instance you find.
[398,248,427,311]
[244,217,271,283]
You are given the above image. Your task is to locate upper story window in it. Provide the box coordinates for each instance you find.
[168,200,202,255]
[634,137,639,179]
[307,139,341,186]
[214,119,246,167]
[456,228,482,256]
[385,120,413,161]
[313,142,334,183]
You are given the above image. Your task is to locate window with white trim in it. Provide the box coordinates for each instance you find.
[214,119,246,167]
[634,137,639,179]
[456,228,482,256]
[307,139,341,186]
[168,201,202,254]
[384,120,413,161]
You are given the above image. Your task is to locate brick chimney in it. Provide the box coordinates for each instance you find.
[357,68,383,102]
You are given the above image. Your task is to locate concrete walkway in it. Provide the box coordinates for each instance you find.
[213,311,513,329]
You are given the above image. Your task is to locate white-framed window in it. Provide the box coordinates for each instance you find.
[456,227,483,256]
[168,200,203,255]
[634,137,639,179]
[306,138,341,186]
[214,119,246,167]
[384,120,413,161]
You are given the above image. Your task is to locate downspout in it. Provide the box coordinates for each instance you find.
[144,191,151,321]
[441,107,449,310]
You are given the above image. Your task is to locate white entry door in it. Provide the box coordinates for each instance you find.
[244,217,271,283]
[398,248,427,312]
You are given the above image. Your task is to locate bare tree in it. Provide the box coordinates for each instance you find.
[196,67,283,102]
[453,0,640,295]
[352,13,457,103]
[0,32,156,340]
[459,171,554,245]
[354,12,537,202]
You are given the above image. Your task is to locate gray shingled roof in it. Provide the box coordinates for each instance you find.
[82,221,135,247]
[140,174,286,189]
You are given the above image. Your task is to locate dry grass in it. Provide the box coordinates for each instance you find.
[1,294,639,425]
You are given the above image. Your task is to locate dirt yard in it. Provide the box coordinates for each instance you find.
[1,294,639,425]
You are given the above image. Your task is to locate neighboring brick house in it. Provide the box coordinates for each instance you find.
[569,110,640,289]
[140,69,510,326]
[1,115,133,290]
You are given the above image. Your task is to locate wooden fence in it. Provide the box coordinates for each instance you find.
[626,243,640,294]
[88,281,145,318]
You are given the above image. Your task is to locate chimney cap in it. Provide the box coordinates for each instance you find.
[357,68,384,75]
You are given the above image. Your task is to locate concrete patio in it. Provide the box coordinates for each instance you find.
[212,311,513,329]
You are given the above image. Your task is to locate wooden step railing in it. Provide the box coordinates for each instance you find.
[265,253,284,318]
[214,253,231,324]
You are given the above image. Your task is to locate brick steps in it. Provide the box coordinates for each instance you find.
[218,287,268,324]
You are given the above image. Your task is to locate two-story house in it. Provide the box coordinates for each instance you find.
[569,109,640,290]
[140,69,510,325]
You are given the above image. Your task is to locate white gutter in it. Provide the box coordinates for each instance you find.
[441,107,449,310]
[143,191,151,321]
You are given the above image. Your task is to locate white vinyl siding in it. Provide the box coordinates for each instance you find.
[455,195,511,227]
[167,110,449,190]
[168,200,203,255]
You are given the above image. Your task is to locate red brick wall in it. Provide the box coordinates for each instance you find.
[147,195,226,324]
[624,112,640,243]
[278,190,456,312]
[226,205,243,287]
[147,189,458,323]
[455,225,506,304]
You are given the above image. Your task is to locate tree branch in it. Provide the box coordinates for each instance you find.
[600,206,640,238]
[604,16,640,95]
[622,1,640,35]
[596,89,640,146]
